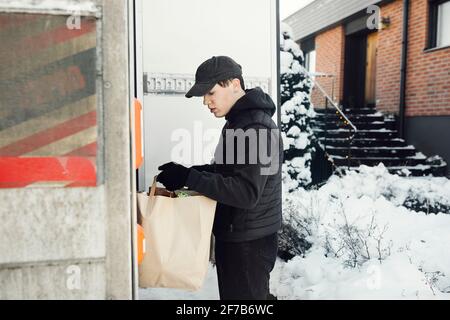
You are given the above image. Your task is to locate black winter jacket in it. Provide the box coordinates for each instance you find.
[186,87,283,242]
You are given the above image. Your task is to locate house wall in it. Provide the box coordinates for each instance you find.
[404,0,450,175]
[372,0,450,116]
[405,0,450,117]
[376,0,404,114]
[313,25,345,107]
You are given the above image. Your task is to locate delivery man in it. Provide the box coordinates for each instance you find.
[157,56,282,300]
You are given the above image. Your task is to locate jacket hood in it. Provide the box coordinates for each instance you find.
[225,87,276,121]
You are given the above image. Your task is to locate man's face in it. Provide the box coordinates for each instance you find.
[202,83,236,118]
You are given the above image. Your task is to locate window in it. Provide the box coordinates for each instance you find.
[300,37,316,74]
[429,0,450,48]
[305,50,316,74]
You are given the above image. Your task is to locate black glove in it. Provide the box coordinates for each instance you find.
[157,162,190,191]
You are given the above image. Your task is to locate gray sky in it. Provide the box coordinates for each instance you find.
[280,0,315,20]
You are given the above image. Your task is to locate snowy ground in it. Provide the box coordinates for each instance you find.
[140,164,450,300]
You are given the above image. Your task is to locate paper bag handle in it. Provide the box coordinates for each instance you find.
[144,176,158,219]
[149,176,158,197]
[149,175,176,198]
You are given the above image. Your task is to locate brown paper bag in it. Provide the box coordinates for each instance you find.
[138,177,217,291]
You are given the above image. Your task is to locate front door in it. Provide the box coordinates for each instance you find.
[343,32,367,108]
[365,32,378,107]
[343,31,378,109]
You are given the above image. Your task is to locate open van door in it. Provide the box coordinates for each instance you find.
[131,0,279,298]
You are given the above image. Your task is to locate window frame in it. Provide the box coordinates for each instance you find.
[428,0,450,49]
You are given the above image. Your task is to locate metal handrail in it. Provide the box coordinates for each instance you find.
[300,65,357,134]
[299,65,358,169]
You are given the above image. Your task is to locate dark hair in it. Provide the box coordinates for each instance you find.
[218,76,245,91]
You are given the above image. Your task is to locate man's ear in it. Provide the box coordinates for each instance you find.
[232,78,241,92]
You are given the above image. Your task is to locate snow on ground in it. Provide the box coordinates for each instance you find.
[140,164,450,300]
[275,164,450,299]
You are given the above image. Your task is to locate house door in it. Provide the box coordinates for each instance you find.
[365,32,378,107]
[134,0,279,299]
[343,31,378,108]
[343,32,367,108]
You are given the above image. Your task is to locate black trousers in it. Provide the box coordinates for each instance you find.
[214,233,278,300]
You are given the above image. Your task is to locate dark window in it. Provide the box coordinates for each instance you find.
[300,37,316,73]
[429,0,450,48]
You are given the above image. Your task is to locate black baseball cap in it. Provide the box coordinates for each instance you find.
[185,56,242,98]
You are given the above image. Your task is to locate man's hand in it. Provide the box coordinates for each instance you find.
[157,162,190,191]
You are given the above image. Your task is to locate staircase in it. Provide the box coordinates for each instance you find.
[312,107,447,177]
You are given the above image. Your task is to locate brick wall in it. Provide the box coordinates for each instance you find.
[312,25,345,108]
[405,0,450,116]
[376,0,450,116]
[376,0,404,114]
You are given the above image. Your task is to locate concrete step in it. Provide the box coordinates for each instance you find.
[319,138,408,148]
[330,154,427,167]
[314,129,398,139]
[313,113,384,123]
[324,146,417,158]
[312,120,396,131]
[315,107,377,115]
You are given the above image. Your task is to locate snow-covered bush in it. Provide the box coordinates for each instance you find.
[324,205,393,268]
[278,196,315,260]
[280,22,316,191]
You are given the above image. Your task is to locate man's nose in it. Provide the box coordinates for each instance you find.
[203,96,210,106]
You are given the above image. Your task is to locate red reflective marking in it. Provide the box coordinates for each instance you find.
[0,111,96,156]
[0,157,96,187]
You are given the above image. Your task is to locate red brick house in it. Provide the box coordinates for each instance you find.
[285,0,450,176]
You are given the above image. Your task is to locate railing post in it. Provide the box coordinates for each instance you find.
[331,76,335,105]
[324,92,328,155]
[347,128,351,169]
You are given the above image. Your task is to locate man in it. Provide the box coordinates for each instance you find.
[157,56,282,300]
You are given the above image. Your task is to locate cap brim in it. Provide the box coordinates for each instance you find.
[185,82,215,98]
